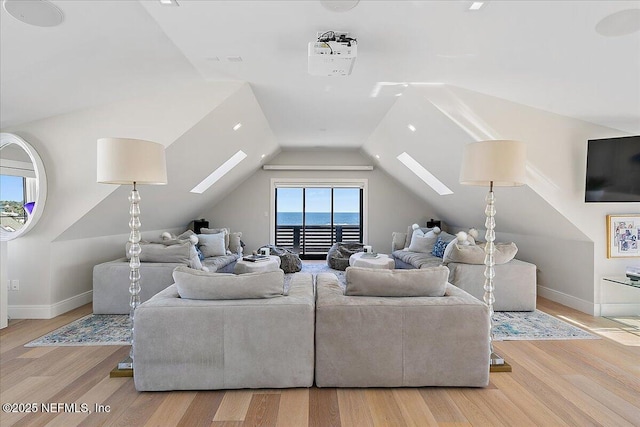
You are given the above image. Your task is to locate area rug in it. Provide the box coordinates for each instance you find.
[25,300,596,348]
[492,310,597,341]
[25,314,131,347]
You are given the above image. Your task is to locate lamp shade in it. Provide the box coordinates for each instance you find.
[460,140,526,187]
[97,138,167,185]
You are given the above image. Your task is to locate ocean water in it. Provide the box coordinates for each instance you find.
[277,212,359,226]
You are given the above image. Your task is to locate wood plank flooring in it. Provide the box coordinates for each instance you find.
[1,298,638,427]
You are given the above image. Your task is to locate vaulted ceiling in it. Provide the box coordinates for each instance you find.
[1,0,638,245]
[2,0,639,139]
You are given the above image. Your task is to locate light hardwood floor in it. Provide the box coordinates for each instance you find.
[1,298,638,427]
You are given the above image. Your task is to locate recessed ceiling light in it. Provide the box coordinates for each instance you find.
[397,152,453,196]
[469,2,484,11]
[227,56,243,62]
[233,122,242,131]
[408,124,416,132]
[596,9,640,37]
[159,0,180,6]
[375,154,381,159]
[191,151,247,194]
[261,154,266,159]
[395,93,403,97]
[320,0,359,12]
[3,0,64,27]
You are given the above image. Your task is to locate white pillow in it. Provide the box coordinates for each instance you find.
[200,227,230,250]
[198,232,227,257]
[408,229,439,253]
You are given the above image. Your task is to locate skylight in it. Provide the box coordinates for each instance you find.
[397,152,453,195]
[190,150,247,194]
[469,2,484,10]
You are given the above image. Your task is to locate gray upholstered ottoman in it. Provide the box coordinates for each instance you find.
[315,273,490,387]
[133,273,315,391]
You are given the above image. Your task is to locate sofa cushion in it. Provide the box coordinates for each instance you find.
[345,266,448,297]
[404,226,432,249]
[173,266,285,300]
[200,227,230,250]
[392,250,443,269]
[198,232,227,257]
[125,241,192,264]
[408,229,439,253]
[228,231,243,254]
[443,240,518,265]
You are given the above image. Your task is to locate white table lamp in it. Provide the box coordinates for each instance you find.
[97,137,167,371]
[460,139,526,370]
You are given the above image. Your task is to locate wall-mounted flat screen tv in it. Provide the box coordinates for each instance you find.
[585,135,640,202]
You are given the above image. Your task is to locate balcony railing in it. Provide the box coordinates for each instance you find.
[276,225,362,255]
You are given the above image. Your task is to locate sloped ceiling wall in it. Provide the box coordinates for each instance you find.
[57,83,279,241]
[362,85,589,241]
[363,84,638,312]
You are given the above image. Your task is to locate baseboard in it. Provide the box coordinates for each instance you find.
[537,285,595,315]
[8,290,92,319]
[599,303,640,317]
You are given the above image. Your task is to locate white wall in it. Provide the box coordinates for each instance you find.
[369,84,638,315]
[2,81,252,318]
[203,149,438,254]
[444,86,639,315]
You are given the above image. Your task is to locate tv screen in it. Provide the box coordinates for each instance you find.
[585,135,640,202]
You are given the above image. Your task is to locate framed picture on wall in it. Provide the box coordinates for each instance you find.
[607,214,640,258]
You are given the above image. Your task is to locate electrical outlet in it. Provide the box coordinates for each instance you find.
[10,280,19,291]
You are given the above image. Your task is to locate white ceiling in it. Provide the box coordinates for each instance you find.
[1,0,639,145]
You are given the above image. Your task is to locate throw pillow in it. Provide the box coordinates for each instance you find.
[408,228,439,253]
[173,266,285,300]
[200,227,230,251]
[198,232,227,257]
[228,231,243,255]
[345,266,448,297]
[431,237,448,258]
[443,241,518,265]
[404,225,433,249]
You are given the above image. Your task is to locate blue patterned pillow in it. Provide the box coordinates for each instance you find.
[195,246,205,261]
[432,237,448,258]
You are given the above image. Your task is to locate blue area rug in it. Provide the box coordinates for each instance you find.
[25,314,131,347]
[492,310,597,341]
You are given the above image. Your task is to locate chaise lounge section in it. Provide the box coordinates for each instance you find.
[314,269,491,388]
[133,271,315,391]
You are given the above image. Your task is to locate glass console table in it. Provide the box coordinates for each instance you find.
[603,276,640,289]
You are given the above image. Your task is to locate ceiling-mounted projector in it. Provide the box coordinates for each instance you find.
[308,31,357,76]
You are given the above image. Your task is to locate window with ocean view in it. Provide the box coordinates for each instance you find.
[275,186,362,259]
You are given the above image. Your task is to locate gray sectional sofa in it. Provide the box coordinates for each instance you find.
[93,228,241,314]
[133,267,490,390]
[92,254,239,314]
[391,226,537,311]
